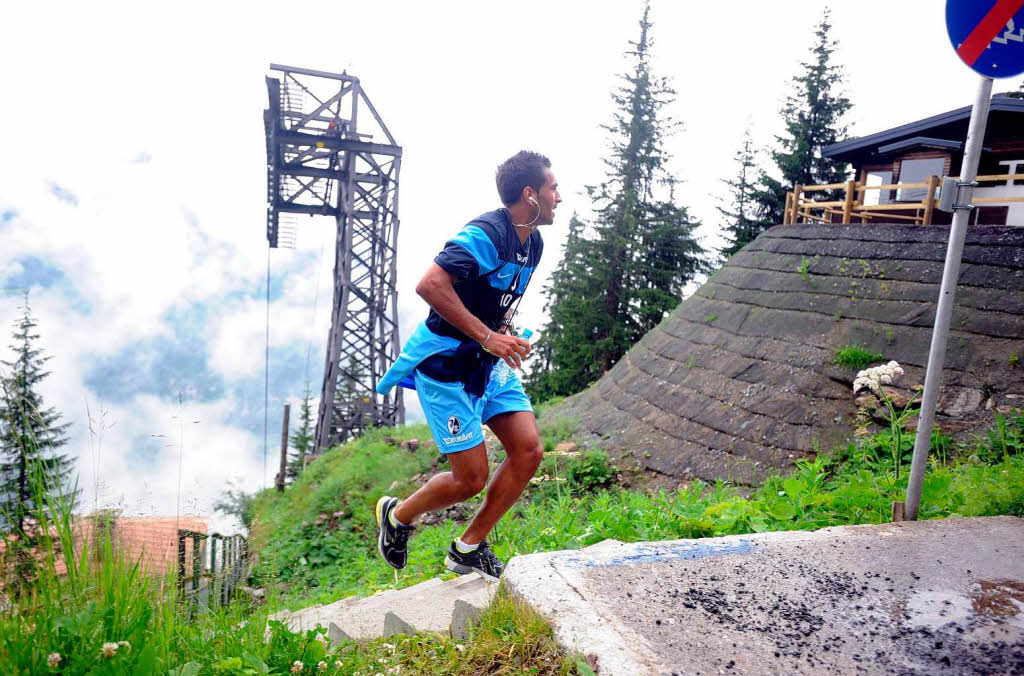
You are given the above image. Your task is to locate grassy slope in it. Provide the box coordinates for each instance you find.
[252,408,1024,612]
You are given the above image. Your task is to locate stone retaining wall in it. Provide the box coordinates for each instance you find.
[556,224,1024,484]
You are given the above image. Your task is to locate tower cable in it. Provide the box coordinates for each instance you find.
[263,247,271,488]
[304,234,327,385]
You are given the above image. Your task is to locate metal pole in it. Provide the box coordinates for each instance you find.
[904,75,993,521]
[276,403,291,492]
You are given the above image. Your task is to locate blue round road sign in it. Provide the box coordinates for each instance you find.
[946,0,1024,78]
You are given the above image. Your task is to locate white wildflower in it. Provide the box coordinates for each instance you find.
[853,361,903,395]
[335,661,344,669]
[101,642,118,658]
[47,653,62,668]
[456,644,465,652]
[291,660,304,673]
[117,640,131,652]
[317,661,328,671]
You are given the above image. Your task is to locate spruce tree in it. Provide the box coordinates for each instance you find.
[633,185,705,335]
[0,297,75,534]
[287,385,314,480]
[755,8,852,224]
[526,213,604,401]
[213,479,256,531]
[717,128,763,260]
[588,2,706,373]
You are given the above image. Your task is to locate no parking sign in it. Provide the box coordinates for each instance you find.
[946,0,1024,78]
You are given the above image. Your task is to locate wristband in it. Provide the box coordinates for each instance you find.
[481,329,494,354]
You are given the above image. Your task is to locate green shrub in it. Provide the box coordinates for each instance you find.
[834,345,884,369]
[566,450,615,492]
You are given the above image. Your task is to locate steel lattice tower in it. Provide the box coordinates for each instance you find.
[263,64,404,450]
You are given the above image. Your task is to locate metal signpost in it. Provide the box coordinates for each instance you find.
[904,0,1024,520]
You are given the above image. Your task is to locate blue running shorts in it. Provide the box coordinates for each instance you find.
[414,362,533,454]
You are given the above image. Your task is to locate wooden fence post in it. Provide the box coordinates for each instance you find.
[792,185,802,224]
[842,179,856,224]
[276,403,291,492]
[783,192,793,224]
[191,534,202,595]
[923,175,938,225]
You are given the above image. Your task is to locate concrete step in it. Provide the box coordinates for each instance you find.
[269,577,443,633]
[451,596,486,640]
[321,573,496,641]
[382,573,497,637]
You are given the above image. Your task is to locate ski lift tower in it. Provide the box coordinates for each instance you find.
[263,64,404,450]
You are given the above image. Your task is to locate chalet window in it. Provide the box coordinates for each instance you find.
[864,170,892,206]
[897,158,944,202]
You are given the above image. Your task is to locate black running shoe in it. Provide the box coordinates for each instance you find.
[444,539,505,579]
[375,496,413,569]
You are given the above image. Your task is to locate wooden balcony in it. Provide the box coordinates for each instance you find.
[783,173,1024,225]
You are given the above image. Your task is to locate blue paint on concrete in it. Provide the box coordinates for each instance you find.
[561,539,755,568]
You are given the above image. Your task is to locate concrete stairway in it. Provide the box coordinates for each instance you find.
[267,572,498,642]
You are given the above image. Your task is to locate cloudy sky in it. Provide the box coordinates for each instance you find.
[1,1,1021,531]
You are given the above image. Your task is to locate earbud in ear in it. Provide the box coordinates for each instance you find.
[528,196,539,206]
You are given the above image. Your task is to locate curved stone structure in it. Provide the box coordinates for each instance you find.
[556,224,1024,485]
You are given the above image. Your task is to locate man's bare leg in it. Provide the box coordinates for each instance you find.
[460,411,543,544]
[392,443,490,525]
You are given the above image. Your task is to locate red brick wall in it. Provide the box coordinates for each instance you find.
[2,515,211,581]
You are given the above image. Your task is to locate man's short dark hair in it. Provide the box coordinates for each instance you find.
[495,151,551,206]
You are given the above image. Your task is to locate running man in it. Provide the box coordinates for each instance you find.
[373,150,560,578]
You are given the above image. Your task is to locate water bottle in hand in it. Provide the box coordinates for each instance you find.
[494,328,535,386]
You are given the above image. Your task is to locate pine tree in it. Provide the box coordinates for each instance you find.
[0,296,75,534]
[717,128,763,260]
[755,8,852,224]
[588,3,706,373]
[526,213,605,401]
[633,185,705,335]
[213,479,256,531]
[287,385,314,480]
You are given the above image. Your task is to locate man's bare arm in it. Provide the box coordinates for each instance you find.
[416,263,530,368]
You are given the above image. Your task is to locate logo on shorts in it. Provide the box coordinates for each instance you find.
[447,415,461,436]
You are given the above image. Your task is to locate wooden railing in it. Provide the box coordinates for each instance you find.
[784,174,1024,225]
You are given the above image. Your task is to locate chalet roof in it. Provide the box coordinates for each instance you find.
[876,136,964,154]
[823,96,1024,165]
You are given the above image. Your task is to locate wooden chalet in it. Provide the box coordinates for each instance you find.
[785,95,1024,226]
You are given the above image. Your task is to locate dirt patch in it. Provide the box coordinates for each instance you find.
[971,579,1024,618]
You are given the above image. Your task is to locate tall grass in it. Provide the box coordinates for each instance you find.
[0,443,318,673]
